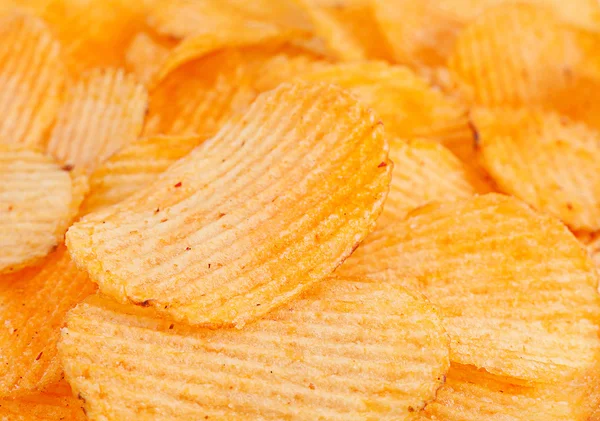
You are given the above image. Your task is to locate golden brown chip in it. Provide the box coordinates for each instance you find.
[0,245,97,397]
[80,134,204,215]
[0,380,86,421]
[125,31,176,86]
[0,144,87,274]
[0,12,66,147]
[448,2,600,129]
[576,231,600,270]
[60,277,449,420]
[67,83,391,327]
[46,68,148,172]
[341,194,600,389]
[145,42,327,137]
[472,108,600,231]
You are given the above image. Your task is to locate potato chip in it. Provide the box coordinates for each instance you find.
[297,0,394,61]
[40,0,145,74]
[80,134,204,215]
[341,194,600,388]
[145,42,327,137]
[0,245,97,397]
[576,231,600,270]
[59,277,449,420]
[472,108,600,231]
[125,31,175,86]
[0,145,87,274]
[46,68,148,172]
[0,380,86,420]
[0,12,65,147]
[67,83,392,327]
[448,2,600,129]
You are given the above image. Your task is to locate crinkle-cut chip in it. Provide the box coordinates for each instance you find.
[81,134,205,215]
[147,0,311,40]
[297,0,394,61]
[0,245,97,397]
[472,108,600,231]
[59,277,449,420]
[378,138,483,225]
[67,83,392,327]
[298,61,470,144]
[0,12,65,147]
[40,0,145,74]
[125,31,176,86]
[0,380,86,421]
[0,145,87,274]
[46,68,148,172]
[144,43,328,137]
[340,194,600,388]
[448,3,600,129]
[422,363,600,420]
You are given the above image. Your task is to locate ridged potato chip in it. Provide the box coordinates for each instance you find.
[46,68,148,172]
[448,2,600,129]
[80,134,204,215]
[145,42,327,137]
[0,380,86,420]
[67,83,392,327]
[0,145,87,274]
[0,12,65,147]
[341,194,600,390]
[59,277,449,420]
[0,245,97,397]
[125,31,175,86]
[472,108,600,231]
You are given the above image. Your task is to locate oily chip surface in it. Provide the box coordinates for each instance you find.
[67,83,392,327]
[46,68,148,172]
[59,278,449,420]
[0,245,96,397]
[473,107,600,231]
[0,12,65,147]
[0,144,86,274]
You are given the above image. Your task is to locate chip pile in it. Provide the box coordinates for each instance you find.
[0,1,599,420]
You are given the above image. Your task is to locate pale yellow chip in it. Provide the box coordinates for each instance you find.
[0,144,87,274]
[59,277,449,420]
[448,2,600,129]
[46,68,148,172]
[125,31,175,86]
[145,42,327,137]
[67,83,392,327]
[0,380,86,420]
[80,134,205,215]
[0,245,97,397]
[0,12,66,147]
[472,108,600,231]
[341,194,600,390]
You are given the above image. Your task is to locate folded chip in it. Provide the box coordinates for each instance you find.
[472,107,600,231]
[59,277,449,420]
[0,145,87,274]
[80,134,204,215]
[144,42,327,137]
[125,31,175,86]
[46,67,148,172]
[0,245,97,397]
[0,12,65,146]
[340,194,600,410]
[0,380,87,420]
[67,83,392,327]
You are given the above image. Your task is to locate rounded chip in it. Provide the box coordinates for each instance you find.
[125,31,176,86]
[473,108,600,231]
[0,145,87,274]
[80,134,205,215]
[59,277,449,420]
[46,67,148,173]
[0,380,87,421]
[67,83,392,327]
[0,245,97,397]
[0,12,66,147]
[145,42,327,137]
[341,194,600,391]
